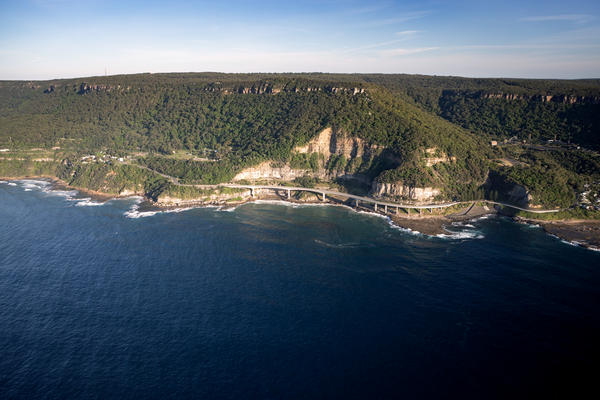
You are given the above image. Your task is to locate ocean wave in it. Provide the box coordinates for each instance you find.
[436,231,485,240]
[216,205,236,212]
[125,204,157,218]
[124,202,201,218]
[546,233,599,251]
[74,199,105,206]
[21,183,42,190]
[43,189,79,199]
[18,179,50,187]
[471,214,493,221]
[8,182,17,186]
[252,199,292,206]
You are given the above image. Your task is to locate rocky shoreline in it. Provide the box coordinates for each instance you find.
[512,217,600,250]
[3,177,599,250]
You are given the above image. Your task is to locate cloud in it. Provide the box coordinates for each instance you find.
[339,39,412,54]
[357,11,431,27]
[394,30,423,36]
[379,47,437,57]
[520,14,597,25]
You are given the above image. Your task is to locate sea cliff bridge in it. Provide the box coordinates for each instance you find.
[129,163,562,214]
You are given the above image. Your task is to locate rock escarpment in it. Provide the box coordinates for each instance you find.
[371,182,441,203]
[232,162,309,181]
[468,92,600,104]
[233,127,381,182]
[294,127,380,159]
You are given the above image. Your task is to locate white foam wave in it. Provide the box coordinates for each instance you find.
[125,202,201,218]
[44,189,79,199]
[74,199,105,206]
[216,206,236,212]
[253,199,291,206]
[8,182,17,186]
[546,233,599,251]
[389,225,423,236]
[436,231,485,240]
[125,204,157,218]
[22,183,41,190]
[18,179,50,187]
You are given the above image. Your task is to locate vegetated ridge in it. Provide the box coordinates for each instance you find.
[1,73,599,214]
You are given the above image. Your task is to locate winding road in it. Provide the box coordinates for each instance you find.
[124,161,563,214]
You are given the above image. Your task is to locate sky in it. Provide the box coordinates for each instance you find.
[1,0,599,80]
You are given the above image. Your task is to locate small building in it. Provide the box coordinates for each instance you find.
[490,141,497,146]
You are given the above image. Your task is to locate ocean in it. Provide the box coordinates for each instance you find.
[1,179,599,399]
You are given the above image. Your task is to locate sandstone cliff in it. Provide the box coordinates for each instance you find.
[233,127,381,182]
[157,188,252,205]
[473,92,600,104]
[232,162,309,181]
[371,182,441,203]
[294,127,380,159]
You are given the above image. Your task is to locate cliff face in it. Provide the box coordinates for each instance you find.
[157,189,252,205]
[473,92,600,104]
[294,127,380,159]
[371,182,441,203]
[233,128,381,182]
[232,162,309,181]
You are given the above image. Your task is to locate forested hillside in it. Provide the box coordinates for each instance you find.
[1,73,599,207]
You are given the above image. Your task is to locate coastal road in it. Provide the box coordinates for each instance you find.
[121,161,563,214]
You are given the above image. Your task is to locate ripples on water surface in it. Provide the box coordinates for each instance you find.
[1,180,599,399]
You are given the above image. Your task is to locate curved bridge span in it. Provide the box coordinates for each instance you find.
[213,184,562,215]
[123,163,562,215]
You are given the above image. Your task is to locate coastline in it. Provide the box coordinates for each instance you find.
[3,176,599,249]
[512,217,600,250]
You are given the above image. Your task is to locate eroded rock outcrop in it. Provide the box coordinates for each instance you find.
[157,189,252,205]
[232,162,309,181]
[295,127,380,159]
[371,182,441,203]
[475,92,600,104]
[423,148,456,167]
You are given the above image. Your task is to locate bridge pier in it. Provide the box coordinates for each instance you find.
[322,192,325,202]
[396,206,399,214]
[384,205,388,214]
[374,203,377,212]
[287,189,290,199]
[251,188,255,197]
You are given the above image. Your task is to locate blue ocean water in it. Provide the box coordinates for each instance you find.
[1,179,599,399]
